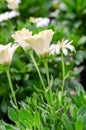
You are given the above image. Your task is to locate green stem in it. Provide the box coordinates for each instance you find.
[6,69,18,109]
[61,52,65,94]
[30,53,45,91]
[43,59,50,86]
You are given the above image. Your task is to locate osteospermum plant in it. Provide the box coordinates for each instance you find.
[12,29,54,90]
[0,43,19,109]
[25,29,54,87]
[0,28,78,129]
[50,39,75,104]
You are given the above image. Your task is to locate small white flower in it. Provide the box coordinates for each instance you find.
[6,0,21,10]
[25,30,54,56]
[49,44,60,55]
[49,39,75,56]
[0,11,20,22]
[0,43,18,65]
[30,17,50,28]
[12,28,32,51]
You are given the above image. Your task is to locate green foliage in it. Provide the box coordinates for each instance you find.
[0,0,86,129]
[19,0,53,20]
[0,86,86,129]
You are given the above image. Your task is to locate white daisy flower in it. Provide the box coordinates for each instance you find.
[0,43,18,65]
[49,39,75,56]
[0,11,20,22]
[25,30,54,56]
[6,0,21,10]
[12,28,32,51]
[30,17,50,28]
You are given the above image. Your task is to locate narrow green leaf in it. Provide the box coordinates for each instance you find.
[34,112,40,128]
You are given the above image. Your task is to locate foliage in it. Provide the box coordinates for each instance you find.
[1,85,86,130]
[0,0,86,129]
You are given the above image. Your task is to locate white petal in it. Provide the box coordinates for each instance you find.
[36,18,50,28]
[50,49,55,55]
[49,44,60,55]
[25,36,45,55]
[49,44,56,55]
[67,45,75,51]
[63,40,69,45]
[62,48,68,55]
[56,47,60,55]
[39,30,54,52]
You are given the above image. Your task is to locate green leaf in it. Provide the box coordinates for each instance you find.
[62,114,73,130]
[19,109,33,128]
[78,106,86,116]
[82,114,86,130]
[75,115,83,130]
[34,112,40,128]
[70,105,78,119]
[77,106,86,130]
[8,107,19,123]
[5,125,16,130]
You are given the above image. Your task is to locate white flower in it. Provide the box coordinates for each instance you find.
[49,39,75,56]
[0,43,18,65]
[49,44,60,55]
[25,30,54,56]
[6,0,21,10]
[12,28,32,51]
[0,11,20,22]
[30,17,50,28]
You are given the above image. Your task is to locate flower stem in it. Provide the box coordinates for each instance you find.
[43,59,50,86]
[61,52,65,95]
[30,53,45,91]
[6,69,18,109]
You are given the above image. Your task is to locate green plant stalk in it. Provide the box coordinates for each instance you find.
[43,59,54,108]
[61,52,65,95]
[30,53,45,91]
[6,69,18,109]
[43,59,50,86]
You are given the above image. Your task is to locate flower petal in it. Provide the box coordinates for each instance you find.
[62,48,68,55]
[39,30,54,52]
[25,35,45,55]
[67,44,75,51]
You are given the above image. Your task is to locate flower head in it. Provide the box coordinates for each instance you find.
[0,11,19,23]
[6,0,21,10]
[30,17,50,28]
[0,43,18,65]
[49,39,75,56]
[25,30,54,56]
[12,28,32,51]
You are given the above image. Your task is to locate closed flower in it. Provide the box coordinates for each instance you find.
[12,28,32,51]
[0,43,18,65]
[25,30,54,56]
